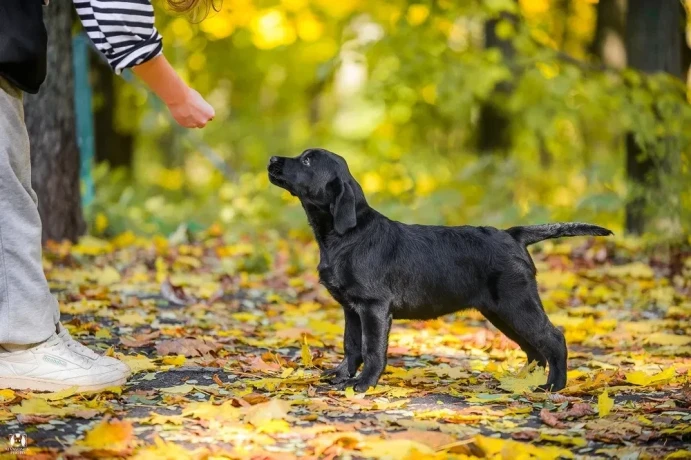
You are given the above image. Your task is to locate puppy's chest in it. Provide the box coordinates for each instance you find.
[318,263,351,301]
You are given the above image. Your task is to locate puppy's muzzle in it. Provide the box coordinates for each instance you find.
[268,156,285,178]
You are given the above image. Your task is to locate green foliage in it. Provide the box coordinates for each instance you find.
[87,0,691,237]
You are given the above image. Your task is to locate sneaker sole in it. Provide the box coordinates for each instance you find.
[0,375,128,392]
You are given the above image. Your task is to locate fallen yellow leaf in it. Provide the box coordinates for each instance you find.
[598,389,614,417]
[645,333,691,346]
[256,418,291,434]
[540,433,587,447]
[0,389,16,403]
[357,439,434,459]
[10,398,70,416]
[116,354,157,374]
[182,399,240,422]
[625,367,676,386]
[79,418,133,451]
[301,335,313,367]
[161,355,187,366]
[159,384,195,395]
[94,328,112,339]
[132,436,195,460]
[29,386,79,401]
[243,398,291,427]
[473,435,574,459]
[94,266,122,285]
[498,367,547,393]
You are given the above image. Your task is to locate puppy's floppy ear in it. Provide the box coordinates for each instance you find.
[330,178,357,234]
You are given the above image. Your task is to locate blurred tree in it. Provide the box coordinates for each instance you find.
[477,3,516,155]
[682,2,691,79]
[91,50,134,170]
[591,0,627,69]
[624,0,684,234]
[25,2,85,242]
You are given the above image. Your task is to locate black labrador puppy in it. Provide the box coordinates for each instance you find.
[268,148,612,392]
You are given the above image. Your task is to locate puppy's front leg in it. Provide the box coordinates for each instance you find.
[322,307,363,384]
[335,307,392,392]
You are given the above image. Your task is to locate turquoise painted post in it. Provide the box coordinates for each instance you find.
[72,33,96,208]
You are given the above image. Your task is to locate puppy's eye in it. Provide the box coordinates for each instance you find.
[302,156,311,166]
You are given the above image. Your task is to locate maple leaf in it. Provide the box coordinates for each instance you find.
[30,386,79,401]
[472,435,574,459]
[645,333,691,346]
[301,335,313,367]
[155,338,221,357]
[160,278,196,305]
[16,414,53,424]
[0,389,17,405]
[243,398,291,427]
[132,436,196,460]
[599,389,614,417]
[10,399,70,417]
[387,430,456,450]
[625,367,676,386]
[79,418,134,452]
[115,353,157,374]
[357,439,435,459]
[158,384,196,395]
[246,355,282,373]
[93,266,122,285]
[161,355,187,366]
[539,433,587,447]
[182,399,240,422]
[498,366,547,393]
[310,431,363,457]
[540,408,567,429]
[120,330,161,348]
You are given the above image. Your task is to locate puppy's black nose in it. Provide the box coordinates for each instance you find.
[270,156,279,164]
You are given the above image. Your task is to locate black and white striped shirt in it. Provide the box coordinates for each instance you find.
[74,0,163,73]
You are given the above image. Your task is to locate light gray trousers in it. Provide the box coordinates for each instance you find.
[0,76,59,345]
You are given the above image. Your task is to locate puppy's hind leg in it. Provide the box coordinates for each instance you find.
[493,294,568,392]
[482,311,547,369]
[322,307,363,384]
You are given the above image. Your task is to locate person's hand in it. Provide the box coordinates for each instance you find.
[167,87,215,128]
[132,55,215,129]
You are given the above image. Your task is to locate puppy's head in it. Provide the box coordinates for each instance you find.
[268,148,361,234]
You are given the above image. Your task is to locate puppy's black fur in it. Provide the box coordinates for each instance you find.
[268,149,612,392]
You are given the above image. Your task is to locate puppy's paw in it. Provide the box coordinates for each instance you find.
[334,377,376,393]
[329,373,351,385]
[320,362,349,381]
[536,382,562,393]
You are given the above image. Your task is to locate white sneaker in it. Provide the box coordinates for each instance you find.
[0,334,129,392]
[56,323,131,376]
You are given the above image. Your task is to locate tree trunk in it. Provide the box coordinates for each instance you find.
[92,49,134,169]
[24,2,85,243]
[682,2,691,82]
[476,9,516,155]
[624,0,683,235]
[590,0,627,69]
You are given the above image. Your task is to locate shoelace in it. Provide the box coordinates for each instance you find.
[46,340,93,368]
[64,337,101,360]
[57,329,102,360]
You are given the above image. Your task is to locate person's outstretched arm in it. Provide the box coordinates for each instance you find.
[73,0,214,128]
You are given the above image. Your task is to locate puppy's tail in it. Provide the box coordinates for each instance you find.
[506,222,613,247]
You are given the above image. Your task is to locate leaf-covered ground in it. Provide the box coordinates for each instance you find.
[1,230,690,459]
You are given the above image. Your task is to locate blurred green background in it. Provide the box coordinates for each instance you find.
[85,0,691,239]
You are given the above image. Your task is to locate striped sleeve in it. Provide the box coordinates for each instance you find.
[73,0,163,74]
